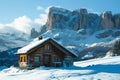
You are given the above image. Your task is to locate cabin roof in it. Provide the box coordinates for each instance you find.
[17,38,50,54]
[17,37,77,57]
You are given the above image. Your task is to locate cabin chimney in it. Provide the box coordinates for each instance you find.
[38,36,43,40]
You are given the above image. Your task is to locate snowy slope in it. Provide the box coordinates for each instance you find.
[74,56,120,67]
[38,29,120,56]
[0,56,120,80]
[0,32,31,52]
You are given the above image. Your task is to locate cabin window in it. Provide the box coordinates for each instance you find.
[34,56,40,62]
[45,45,50,50]
[20,56,26,62]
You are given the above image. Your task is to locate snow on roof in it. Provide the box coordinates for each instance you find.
[17,37,77,57]
[17,37,50,54]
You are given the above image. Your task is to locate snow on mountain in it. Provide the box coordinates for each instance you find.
[37,7,120,59]
[0,56,120,80]
[49,7,71,16]
[36,29,120,58]
[0,31,31,67]
[0,32,31,52]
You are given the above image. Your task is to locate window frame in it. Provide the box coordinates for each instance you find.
[34,56,40,62]
[45,44,50,50]
[20,57,23,62]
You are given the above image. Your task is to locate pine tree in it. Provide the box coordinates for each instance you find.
[112,39,120,55]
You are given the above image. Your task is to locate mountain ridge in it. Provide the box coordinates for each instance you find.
[39,7,120,34]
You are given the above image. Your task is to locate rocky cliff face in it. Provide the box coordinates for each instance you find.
[42,7,120,34]
[71,8,89,30]
[45,7,100,32]
[99,11,114,29]
[46,7,71,30]
[114,14,120,28]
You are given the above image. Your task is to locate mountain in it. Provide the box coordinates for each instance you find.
[0,47,20,67]
[0,32,31,52]
[39,29,120,59]
[0,7,120,67]
[39,7,120,33]
[35,7,120,59]
[0,31,32,67]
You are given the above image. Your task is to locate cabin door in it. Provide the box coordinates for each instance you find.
[43,55,51,67]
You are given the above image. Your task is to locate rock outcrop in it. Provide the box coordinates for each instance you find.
[30,28,39,38]
[114,14,120,28]
[46,7,70,30]
[99,11,114,29]
[78,8,89,29]
[45,7,99,32]
[38,7,120,35]
[112,31,120,37]
[96,30,113,38]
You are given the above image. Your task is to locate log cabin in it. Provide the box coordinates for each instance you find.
[17,37,77,69]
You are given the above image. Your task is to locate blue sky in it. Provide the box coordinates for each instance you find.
[0,0,120,33]
[0,0,120,23]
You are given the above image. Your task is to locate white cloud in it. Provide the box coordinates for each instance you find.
[0,24,4,29]
[34,14,47,25]
[10,16,33,33]
[36,6,44,11]
[34,6,51,26]
[0,6,51,34]
[0,16,34,34]
[0,15,45,34]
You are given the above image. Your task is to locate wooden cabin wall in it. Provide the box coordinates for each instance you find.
[18,40,75,69]
[27,41,67,67]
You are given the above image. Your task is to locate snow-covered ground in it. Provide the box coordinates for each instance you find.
[0,56,120,80]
